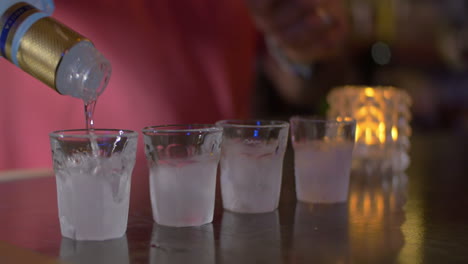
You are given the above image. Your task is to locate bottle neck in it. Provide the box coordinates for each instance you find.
[0,1,111,101]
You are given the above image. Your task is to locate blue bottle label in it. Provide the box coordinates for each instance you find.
[0,3,35,57]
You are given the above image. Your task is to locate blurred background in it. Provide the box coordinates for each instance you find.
[254,0,468,134]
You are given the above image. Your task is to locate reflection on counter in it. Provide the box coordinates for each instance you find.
[290,202,349,263]
[59,236,129,264]
[219,211,282,264]
[348,171,407,263]
[150,223,215,264]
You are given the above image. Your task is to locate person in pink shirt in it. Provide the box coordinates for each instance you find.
[0,0,348,171]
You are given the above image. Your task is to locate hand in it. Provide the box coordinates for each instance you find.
[246,0,349,63]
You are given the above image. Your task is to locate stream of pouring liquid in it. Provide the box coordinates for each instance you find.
[84,100,97,130]
[84,100,100,156]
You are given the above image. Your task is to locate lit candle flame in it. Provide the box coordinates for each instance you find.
[365,87,375,97]
[391,126,398,141]
[355,124,361,142]
[350,88,403,145]
[378,122,386,143]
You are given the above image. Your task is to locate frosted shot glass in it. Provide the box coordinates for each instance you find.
[49,129,138,240]
[216,120,289,213]
[290,117,356,203]
[142,125,223,227]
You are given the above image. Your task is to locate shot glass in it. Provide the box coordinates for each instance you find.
[290,117,356,203]
[49,129,138,240]
[216,120,289,213]
[142,125,222,227]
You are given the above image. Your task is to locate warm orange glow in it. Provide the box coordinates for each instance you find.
[383,89,392,99]
[369,106,380,116]
[363,192,371,217]
[355,124,361,142]
[365,88,375,97]
[349,190,385,223]
[357,107,368,117]
[355,101,387,145]
[376,195,384,220]
[391,126,398,141]
[349,88,404,146]
[378,122,386,143]
[349,193,358,211]
[365,127,373,145]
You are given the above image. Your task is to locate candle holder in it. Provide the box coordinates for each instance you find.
[327,86,412,173]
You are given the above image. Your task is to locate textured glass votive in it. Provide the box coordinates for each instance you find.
[327,86,412,172]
